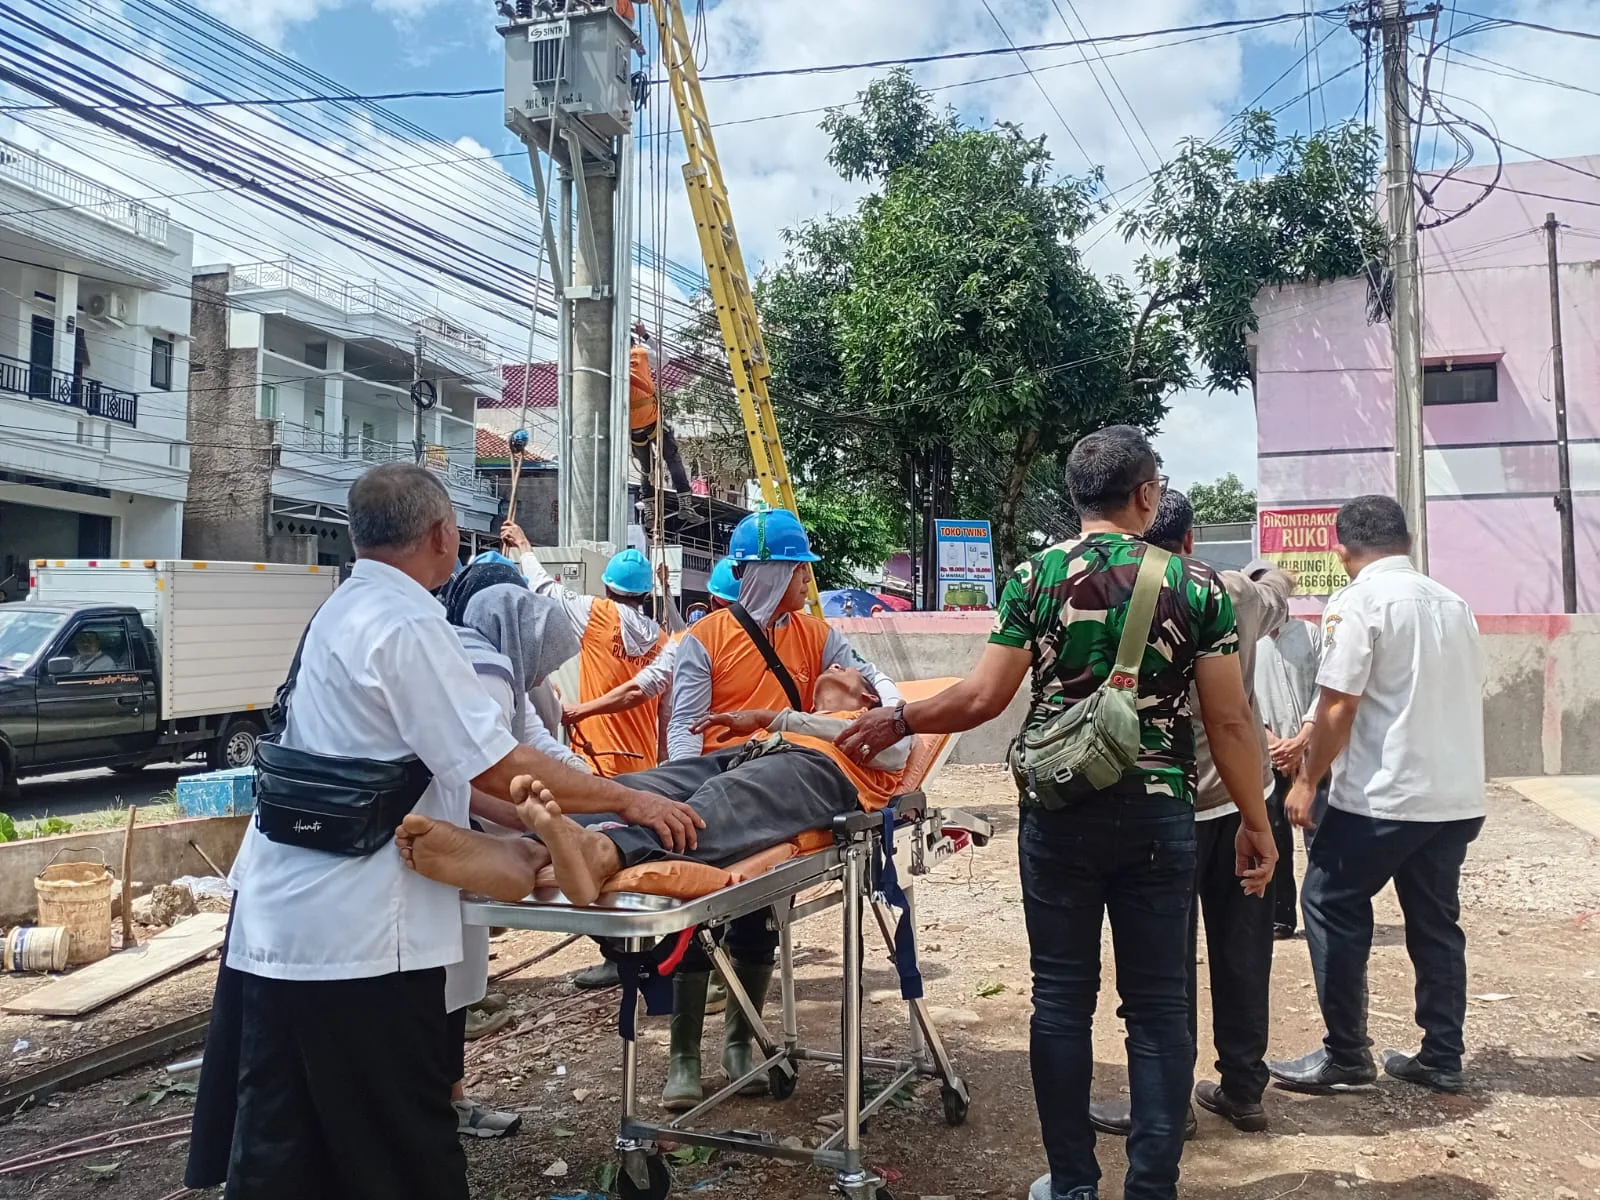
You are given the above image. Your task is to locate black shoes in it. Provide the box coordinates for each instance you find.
[1382,1048,1467,1094]
[1086,1098,1198,1140]
[1267,1048,1379,1094]
[1193,1081,1268,1132]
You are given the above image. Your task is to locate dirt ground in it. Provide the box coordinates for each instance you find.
[2,769,1597,1200]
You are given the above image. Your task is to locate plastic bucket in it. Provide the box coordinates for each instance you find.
[34,851,114,966]
[3,925,71,973]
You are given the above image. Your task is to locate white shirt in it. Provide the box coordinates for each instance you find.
[519,551,676,697]
[1316,555,1486,823]
[228,559,519,982]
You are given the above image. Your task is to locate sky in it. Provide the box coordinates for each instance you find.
[4,0,1599,493]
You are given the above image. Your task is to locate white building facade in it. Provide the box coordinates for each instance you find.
[184,260,502,566]
[0,136,195,597]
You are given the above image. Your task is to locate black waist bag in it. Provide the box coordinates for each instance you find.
[252,607,435,857]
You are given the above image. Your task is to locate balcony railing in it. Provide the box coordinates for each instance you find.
[0,138,170,244]
[274,419,495,500]
[0,352,138,426]
[234,260,491,359]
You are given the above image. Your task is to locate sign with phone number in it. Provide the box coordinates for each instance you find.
[1258,507,1349,597]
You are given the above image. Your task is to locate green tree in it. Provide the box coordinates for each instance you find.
[1119,112,1385,392]
[795,488,899,591]
[1186,472,1257,524]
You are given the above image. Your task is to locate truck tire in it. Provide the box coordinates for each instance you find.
[210,716,264,771]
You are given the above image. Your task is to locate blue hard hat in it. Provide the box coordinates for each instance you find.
[707,556,740,603]
[602,548,653,596]
[728,509,820,564]
[470,549,518,570]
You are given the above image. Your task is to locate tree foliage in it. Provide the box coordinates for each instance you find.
[795,488,900,591]
[1186,472,1257,524]
[1118,112,1385,392]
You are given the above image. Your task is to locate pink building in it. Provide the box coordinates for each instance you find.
[1251,155,1600,614]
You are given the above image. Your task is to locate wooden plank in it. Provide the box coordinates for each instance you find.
[3,913,227,1018]
[0,1011,210,1110]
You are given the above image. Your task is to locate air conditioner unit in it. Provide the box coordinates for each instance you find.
[85,293,127,324]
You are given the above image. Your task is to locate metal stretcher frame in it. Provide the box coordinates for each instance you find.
[462,789,994,1200]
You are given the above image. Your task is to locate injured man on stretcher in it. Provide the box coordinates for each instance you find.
[396,665,913,907]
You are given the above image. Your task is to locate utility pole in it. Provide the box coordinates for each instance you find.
[411,329,425,465]
[1543,212,1578,613]
[1375,0,1435,572]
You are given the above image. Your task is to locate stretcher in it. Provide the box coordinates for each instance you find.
[461,688,993,1200]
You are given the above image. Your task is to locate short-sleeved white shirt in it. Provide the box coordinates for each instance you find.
[227,558,519,982]
[1316,555,1485,823]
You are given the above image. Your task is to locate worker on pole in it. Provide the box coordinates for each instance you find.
[630,323,694,512]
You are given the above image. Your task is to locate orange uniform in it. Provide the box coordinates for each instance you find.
[615,0,635,21]
[752,709,901,810]
[628,344,658,431]
[575,597,667,774]
[684,607,831,753]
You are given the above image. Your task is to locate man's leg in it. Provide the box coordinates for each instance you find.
[1267,772,1298,935]
[1018,804,1112,1199]
[659,422,693,495]
[1391,817,1484,1075]
[225,974,334,1200]
[630,425,656,484]
[297,968,468,1200]
[1198,810,1273,1117]
[1107,797,1196,1200]
[1300,808,1429,1071]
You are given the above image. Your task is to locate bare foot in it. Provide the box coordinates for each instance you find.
[396,814,542,903]
[516,798,622,907]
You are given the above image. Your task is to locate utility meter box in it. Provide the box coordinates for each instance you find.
[526,545,613,597]
[503,8,635,167]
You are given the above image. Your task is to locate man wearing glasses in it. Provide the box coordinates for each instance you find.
[840,425,1275,1200]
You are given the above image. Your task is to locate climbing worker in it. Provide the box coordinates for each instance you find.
[658,509,902,1112]
[629,322,693,508]
[502,522,674,776]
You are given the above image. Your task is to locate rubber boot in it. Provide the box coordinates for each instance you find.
[722,959,776,1095]
[706,970,727,1016]
[661,971,709,1112]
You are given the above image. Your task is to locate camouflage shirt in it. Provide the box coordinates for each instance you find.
[989,532,1238,801]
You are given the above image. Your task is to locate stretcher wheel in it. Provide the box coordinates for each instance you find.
[618,1152,671,1200]
[941,1083,970,1127]
[768,1063,799,1100]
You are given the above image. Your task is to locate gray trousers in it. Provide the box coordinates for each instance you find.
[586,746,859,869]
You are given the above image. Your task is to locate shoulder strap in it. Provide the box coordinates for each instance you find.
[728,603,804,712]
[1108,547,1172,689]
[269,606,323,734]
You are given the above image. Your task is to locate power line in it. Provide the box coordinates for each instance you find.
[978,0,1093,169]
[1452,12,1600,45]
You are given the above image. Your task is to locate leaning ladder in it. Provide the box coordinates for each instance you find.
[650,0,822,615]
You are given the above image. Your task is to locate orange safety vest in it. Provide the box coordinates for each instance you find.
[615,0,635,21]
[752,709,901,811]
[628,344,658,431]
[574,598,667,775]
[686,607,831,753]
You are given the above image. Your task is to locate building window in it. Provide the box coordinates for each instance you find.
[169,442,182,468]
[259,383,277,420]
[150,337,174,390]
[1423,362,1497,406]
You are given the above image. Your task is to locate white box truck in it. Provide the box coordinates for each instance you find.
[0,560,336,798]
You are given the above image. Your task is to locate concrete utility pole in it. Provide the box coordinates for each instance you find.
[568,169,616,544]
[1376,0,1433,572]
[1543,212,1578,614]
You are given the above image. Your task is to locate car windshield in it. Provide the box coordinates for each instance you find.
[0,609,67,670]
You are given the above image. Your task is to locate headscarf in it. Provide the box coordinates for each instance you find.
[440,560,527,626]
[460,583,581,735]
[735,561,799,630]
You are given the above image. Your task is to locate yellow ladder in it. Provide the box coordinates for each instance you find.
[649,0,820,614]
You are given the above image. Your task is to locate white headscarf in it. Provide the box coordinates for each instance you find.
[461,584,581,735]
[735,561,799,630]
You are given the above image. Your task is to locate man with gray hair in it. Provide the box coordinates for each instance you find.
[195,464,701,1200]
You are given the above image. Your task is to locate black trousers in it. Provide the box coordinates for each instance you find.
[1302,807,1485,1073]
[1267,772,1299,933]
[631,420,692,494]
[225,968,467,1200]
[1189,810,1274,1103]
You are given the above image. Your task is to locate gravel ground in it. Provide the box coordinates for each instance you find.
[1,771,1597,1200]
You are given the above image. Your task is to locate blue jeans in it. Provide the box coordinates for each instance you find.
[1019,792,1197,1200]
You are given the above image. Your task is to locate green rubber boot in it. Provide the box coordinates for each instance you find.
[722,959,776,1095]
[661,971,709,1112]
